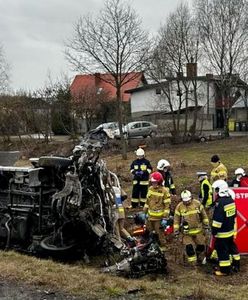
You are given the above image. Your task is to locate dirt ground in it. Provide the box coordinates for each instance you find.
[0,279,83,300]
[1,136,248,299]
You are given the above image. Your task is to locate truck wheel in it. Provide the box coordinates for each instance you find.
[40,235,76,251]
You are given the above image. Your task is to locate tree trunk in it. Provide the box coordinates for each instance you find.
[191,80,198,137]
[245,88,248,123]
[221,92,229,138]
[116,85,127,160]
[184,88,189,137]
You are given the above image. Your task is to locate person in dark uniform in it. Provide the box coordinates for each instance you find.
[211,180,240,276]
[130,148,152,208]
[157,159,176,195]
[230,168,248,187]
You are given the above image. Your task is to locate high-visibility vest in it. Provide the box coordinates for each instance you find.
[201,178,213,208]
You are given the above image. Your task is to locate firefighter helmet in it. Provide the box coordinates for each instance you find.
[181,190,192,202]
[196,171,208,181]
[212,179,229,196]
[212,179,228,191]
[235,168,245,176]
[228,189,235,200]
[196,171,207,177]
[157,159,170,170]
[150,172,163,184]
[135,148,145,156]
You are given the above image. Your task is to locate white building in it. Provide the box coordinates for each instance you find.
[126,73,247,132]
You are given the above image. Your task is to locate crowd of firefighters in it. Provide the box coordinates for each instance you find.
[115,148,248,276]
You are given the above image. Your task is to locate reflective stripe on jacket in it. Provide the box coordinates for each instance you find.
[173,199,209,234]
[200,178,213,208]
[130,158,152,184]
[212,195,236,238]
[144,186,171,220]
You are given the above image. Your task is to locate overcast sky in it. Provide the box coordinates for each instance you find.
[0,0,185,92]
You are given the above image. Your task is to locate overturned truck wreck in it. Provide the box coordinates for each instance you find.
[0,130,167,277]
[0,141,122,256]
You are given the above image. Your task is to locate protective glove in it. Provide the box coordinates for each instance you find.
[204,225,210,235]
[167,216,174,227]
[160,218,167,229]
[135,170,143,177]
[182,221,189,234]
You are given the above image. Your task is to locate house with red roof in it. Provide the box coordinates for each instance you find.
[70,72,147,103]
[70,72,147,132]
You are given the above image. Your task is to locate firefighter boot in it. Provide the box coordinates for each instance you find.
[214,270,228,276]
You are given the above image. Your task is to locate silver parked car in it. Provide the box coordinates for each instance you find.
[96,122,118,131]
[114,121,158,138]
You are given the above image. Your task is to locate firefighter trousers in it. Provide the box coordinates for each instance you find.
[215,237,240,274]
[131,183,148,208]
[183,233,206,264]
[147,219,165,246]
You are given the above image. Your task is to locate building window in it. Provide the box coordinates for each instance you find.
[155,88,161,95]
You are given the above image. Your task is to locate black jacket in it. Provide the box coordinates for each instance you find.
[130,158,152,182]
[158,170,176,195]
[212,195,236,238]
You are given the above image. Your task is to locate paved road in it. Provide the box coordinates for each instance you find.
[0,279,83,300]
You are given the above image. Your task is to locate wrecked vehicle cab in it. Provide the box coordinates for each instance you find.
[0,141,122,257]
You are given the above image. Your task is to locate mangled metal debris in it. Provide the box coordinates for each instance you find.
[0,137,121,256]
[0,129,167,277]
[102,232,167,278]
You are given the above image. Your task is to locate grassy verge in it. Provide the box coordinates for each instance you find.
[0,251,247,299]
[1,137,248,299]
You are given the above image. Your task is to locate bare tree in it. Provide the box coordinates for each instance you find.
[65,0,149,159]
[0,45,10,94]
[195,0,248,136]
[148,3,201,139]
[72,85,110,132]
[0,94,31,143]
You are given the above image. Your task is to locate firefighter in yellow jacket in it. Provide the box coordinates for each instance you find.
[174,190,209,265]
[210,155,228,183]
[143,172,171,246]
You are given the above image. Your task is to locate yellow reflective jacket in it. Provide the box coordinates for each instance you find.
[144,186,171,220]
[210,162,228,183]
[200,178,213,208]
[174,199,209,235]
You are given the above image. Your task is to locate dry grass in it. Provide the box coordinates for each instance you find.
[106,136,248,196]
[1,136,248,299]
[0,251,248,299]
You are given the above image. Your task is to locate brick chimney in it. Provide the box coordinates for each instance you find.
[186,63,197,78]
[94,73,101,87]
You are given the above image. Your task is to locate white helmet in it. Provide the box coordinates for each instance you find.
[181,190,192,202]
[135,148,145,156]
[228,189,236,200]
[235,168,245,176]
[212,180,229,196]
[157,159,170,170]
[212,179,228,190]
